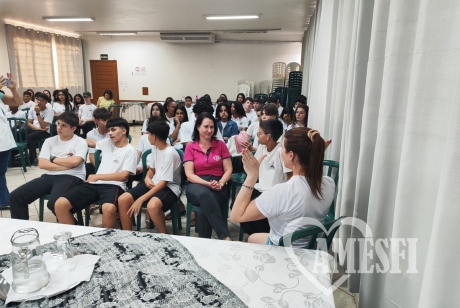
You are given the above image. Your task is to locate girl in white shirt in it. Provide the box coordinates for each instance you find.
[234,119,292,235]
[288,104,309,130]
[53,90,75,115]
[280,106,294,131]
[141,103,167,134]
[230,101,248,131]
[230,127,335,248]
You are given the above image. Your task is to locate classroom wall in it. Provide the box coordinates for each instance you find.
[83,36,302,101]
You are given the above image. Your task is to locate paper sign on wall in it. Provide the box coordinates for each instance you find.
[134,67,147,76]
[119,81,127,90]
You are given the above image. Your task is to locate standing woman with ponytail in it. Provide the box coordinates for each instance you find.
[230,127,335,247]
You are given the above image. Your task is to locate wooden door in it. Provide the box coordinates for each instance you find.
[90,60,119,104]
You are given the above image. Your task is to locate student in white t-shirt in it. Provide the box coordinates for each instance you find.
[19,91,35,111]
[141,103,167,134]
[77,92,97,138]
[230,101,248,131]
[280,106,295,131]
[85,107,111,177]
[232,119,292,235]
[118,121,182,232]
[27,93,55,165]
[179,98,224,145]
[246,110,261,141]
[288,104,309,130]
[230,128,335,248]
[242,103,279,151]
[10,112,88,220]
[53,90,75,116]
[184,96,195,119]
[164,98,177,127]
[6,105,26,128]
[55,118,138,228]
[243,97,257,124]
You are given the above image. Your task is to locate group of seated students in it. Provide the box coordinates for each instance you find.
[2,88,116,166]
[7,90,334,247]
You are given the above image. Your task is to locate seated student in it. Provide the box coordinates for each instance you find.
[268,93,283,117]
[184,113,233,240]
[53,89,75,116]
[184,96,194,120]
[288,104,309,130]
[179,97,224,146]
[294,96,307,110]
[77,91,97,138]
[118,121,182,232]
[19,91,35,111]
[216,102,239,142]
[243,103,279,151]
[232,119,292,235]
[86,108,110,169]
[171,105,188,150]
[230,128,335,247]
[6,105,27,128]
[10,112,88,220]
[230,101,248,131]
[243,97,257,123]
[27,93,55,166]
[164,98,177,127]
[55,118,138,228]
[141,103,167,135]
[246,110,261,140]
[253,97,263,114]
[280,106,295,131]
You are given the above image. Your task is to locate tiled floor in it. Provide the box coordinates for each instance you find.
[2,124,358,308]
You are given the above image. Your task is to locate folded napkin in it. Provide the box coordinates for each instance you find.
[1,252,100,304]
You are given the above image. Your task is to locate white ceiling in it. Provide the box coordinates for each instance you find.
[0,0,316,41]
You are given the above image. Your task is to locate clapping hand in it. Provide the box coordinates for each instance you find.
[241,149,265,179]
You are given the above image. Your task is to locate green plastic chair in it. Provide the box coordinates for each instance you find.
[323,160,339,223]
[185,199,230,237]
[38,116,58,150]
[7,118,30,172]
[229,156,246,208]
[39,195,88,226]
[278,216,346,250]
[254,94,269,104]
[135,148,183,234]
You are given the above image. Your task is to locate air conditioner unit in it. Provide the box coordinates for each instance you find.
[159,33,215,43]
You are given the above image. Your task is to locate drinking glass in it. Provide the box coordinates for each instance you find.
[53,231,76,272]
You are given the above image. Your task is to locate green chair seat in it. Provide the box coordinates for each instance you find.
[39,194,89,226]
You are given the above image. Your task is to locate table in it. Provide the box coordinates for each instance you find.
[0,218,336,307]
[119,102,146,123]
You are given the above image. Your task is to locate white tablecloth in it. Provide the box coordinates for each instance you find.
[120,102,146,123]
[0,218,336,307]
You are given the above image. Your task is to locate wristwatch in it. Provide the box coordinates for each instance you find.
[50,156,56,163]
[36,113,40,116]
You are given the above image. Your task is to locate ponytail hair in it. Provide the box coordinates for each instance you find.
[284,127,325,199]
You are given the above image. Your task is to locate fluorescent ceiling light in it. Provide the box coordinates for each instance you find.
[206,15,260,20]
[44,17,94,22]
[98,32,138,36]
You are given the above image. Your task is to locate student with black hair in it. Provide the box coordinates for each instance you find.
[118,121,182,232]
[164,98,177,127]
[27,93,55,165]
[141,103,167,134]
[19,91,35,110]
[232,119,292,235]
[55,117,138,228]
[53,89,75,115]
[280,106,295,131]
[288,104,309,130]
[230,101,248,131]
[171,105,189,149]
[216,103,239,141]
[236,93,245,103]
[10,112,88,220]
[77,92,96,138]
[184,96,194,119]
[244,103,280,151]
[243,97,257,123]
[85,107,111,177]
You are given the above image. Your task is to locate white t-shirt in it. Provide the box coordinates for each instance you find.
[254,143,291,192]
[86,128,109,154]
[149,146,182,197]
[141,119,149,133]
[137,134,153,168]
[38,135,88,181]
[6,110,27,127]
[287,123,300,131]
[185,106,194,119]
[221,121,227,131]
[53,103,66,115]
[279,119,288,131]
[166,116,174,126]
[78,104,97,121]
[256,176,336,247]
[28,107,54,133]
[141,118,175,135]
[0,98,16,151]
[231,116,249,130]
[92,139,138,191]
[245,109,257,124]
[278,106,283,117]
[247,121,259,139]
[179,120,224,143]
[19,101,35,110]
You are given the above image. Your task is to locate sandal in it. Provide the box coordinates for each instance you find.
[165,210,186,221]
[145,211,155,229]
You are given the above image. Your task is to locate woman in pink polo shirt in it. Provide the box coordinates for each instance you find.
[184,112,233,240]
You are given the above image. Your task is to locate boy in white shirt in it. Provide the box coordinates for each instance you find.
[77,91,96,138]
[243,97,257,124]
[118,121,182,232]
[10,112,88,220]
[55,118,138,228]
[27,93,55,165]
[85,107,111,177]
[19,91,34,110]
[184,96,194,119]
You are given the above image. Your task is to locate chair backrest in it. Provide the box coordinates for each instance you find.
[128,134,132,143]
[278,216,346,250]
[236,84,250,98]
[7,117,28,144]
[49,116,58,137]
[323,160,340,219]
[254,93,269,104]
[94,150,102,172]
[22,108,30,115]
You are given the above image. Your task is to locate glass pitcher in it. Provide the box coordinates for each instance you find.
[10,228,50,294]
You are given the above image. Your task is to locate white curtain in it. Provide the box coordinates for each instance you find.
[54,35,85,95]
[302,0,460,306]
[5,24,56,93]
